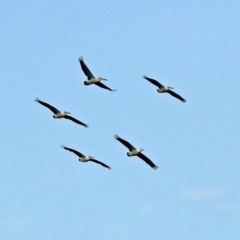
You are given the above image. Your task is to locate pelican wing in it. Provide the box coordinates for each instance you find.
[143,76,164,89]
[114,135,135,151]
[167,90,186,102]
[61,145,85,158]
[78,57,94,80]
[35,98,60,114]
[63,115,89,127]
[95,82,116,91]
[138,153,158,169]
[90,159,111,169]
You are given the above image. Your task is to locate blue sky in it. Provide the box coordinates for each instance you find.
[1,1,240,239]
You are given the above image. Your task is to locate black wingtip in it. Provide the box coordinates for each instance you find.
[111,89,117,91]
[78,56,83,62]
[180,98,187,103]
[153,165,158,170]
[84,124,89,128]
[60,145,66,149]
[143,75,147,79]
[114,134,119,139]
[35,98,40,102]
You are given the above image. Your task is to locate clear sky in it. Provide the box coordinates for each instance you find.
[1,1,240,239]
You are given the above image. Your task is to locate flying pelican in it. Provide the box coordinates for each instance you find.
[143,76,186,102]
[61,145,111,169]
[78,57,116,91]
[114,135,158,169]
[35,98,88,127]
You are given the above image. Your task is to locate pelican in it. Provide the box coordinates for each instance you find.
[78,57,116,91]
[35,98,88,127]
[114,135,158,169]
[61,145,111,169]
[143,76,186,102]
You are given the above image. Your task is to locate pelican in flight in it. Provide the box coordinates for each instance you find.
[35,98,88,127]
[143,76,186,102]
[114,135,158,169]
[61,145,111,169]
[78,57,116,91]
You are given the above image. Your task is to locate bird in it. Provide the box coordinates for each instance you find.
[61,145,111,169]
[35,98,89,127]
[114,134,158,169]
[78,56,116,91]
[143,76,186,102]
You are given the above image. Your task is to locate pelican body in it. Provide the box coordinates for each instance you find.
[158,86,174,93]
[79,57,116,91]
[84,77,107,86]
[127,148,144,156]
[114,135,158,169]
[53,111,71,118]
[79,155,94,162]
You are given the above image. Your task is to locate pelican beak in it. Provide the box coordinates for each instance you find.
[170,86,174,89]
[100,77,107,81]
[65,111,71,114]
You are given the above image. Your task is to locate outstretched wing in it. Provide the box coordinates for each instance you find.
[167,90,186,102]
[78,57,94,79]
[143,76,164,89]
[138,153,158,169]
[61,145,85,158]
[35,98,60,114]
[90,159,111,169]
[63,115,89,127]
[114,134,135,151]
[95,82,116,91]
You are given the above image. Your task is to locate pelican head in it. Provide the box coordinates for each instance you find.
[139,148,144,152]
[63,111,71,115]
[85,155,94,160]
[99,77,107,81]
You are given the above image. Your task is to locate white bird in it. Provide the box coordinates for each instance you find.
[114,135,158,169]
[143,76,186,102]
[79,57,116,91]
[35,98,88,127]
[61,145,111,169]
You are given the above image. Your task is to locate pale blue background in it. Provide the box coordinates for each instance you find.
[1,1,240,239]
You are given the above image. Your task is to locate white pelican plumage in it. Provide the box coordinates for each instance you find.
[114,135,158,169]
[35,98,88,127]
[143,76,186,102]
[79,57,116,91]
[61,145,111,169]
